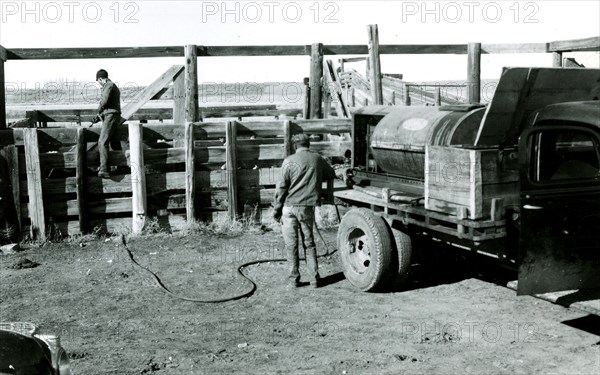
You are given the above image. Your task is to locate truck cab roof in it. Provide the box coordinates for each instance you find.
[532,101,600,128]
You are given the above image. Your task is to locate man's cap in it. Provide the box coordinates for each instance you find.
[96,69,108,80]
[291,133,310,146]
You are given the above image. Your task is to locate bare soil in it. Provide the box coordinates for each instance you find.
[1,228,598,375]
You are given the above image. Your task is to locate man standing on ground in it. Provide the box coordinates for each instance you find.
[273,134,337,289]
[95,69,121,179]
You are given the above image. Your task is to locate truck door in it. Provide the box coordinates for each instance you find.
[518,124,600,295]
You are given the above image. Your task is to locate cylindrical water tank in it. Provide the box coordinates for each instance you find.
[370,106,485,180]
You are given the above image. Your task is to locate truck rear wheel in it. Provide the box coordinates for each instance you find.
[338,208,396,291]
[386,222,413,286]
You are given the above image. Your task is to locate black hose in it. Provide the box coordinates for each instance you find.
[119,224,337,303]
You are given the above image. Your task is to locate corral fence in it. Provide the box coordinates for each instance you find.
[0,119,350,240]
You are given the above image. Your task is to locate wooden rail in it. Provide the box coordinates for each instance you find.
[3,37,597,61]
[0,120,350,239]
[16,105,301,126]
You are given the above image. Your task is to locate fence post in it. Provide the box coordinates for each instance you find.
[309,43,324,119]
[185,122,196,221]
[552,52,563,67]
[23,129,45,240]
[435,86,442,106]
[76,127,88,234]
[129,123,147,235]
[367,24,383,105]
[467,42,481,104]
[0,48,6,129]
[404,85,411,106]
[185,45,199,123]
[226,121,238,220]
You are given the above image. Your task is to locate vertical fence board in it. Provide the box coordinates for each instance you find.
[129,123,147,234]
[302,77,310,119]
[76,127,88,233]
[23,129,45,239]
[283,120,292,157]
[173,70,186,124]
[0,59,5,129]
[226,121,238,219]
[185,122,196,221]
[309,43,324,119]
[185,45,199,122]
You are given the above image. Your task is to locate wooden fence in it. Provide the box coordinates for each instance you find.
[0,119,351,240]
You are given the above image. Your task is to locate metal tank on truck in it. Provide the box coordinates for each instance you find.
[334,67,600,297]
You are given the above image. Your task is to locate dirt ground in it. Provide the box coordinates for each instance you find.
[1,226,599,375]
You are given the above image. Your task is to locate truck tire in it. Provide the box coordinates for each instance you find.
[386,221,413,286]
[337,208,395,291]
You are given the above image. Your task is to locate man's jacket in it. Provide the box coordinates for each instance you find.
[98,79,121,115]
[274,147,337,209]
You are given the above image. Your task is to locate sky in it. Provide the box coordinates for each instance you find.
[1,0,599,89]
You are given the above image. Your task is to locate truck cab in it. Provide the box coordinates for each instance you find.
[518,101,600,295]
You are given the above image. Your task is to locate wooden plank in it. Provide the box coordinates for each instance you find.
[173,70,185,124]
[18,105,288,123]
[467,43,481,104]
[323,60,348,118]
[32,168,285,197]
[23,129,45,239]
[121,65,185,121]
[1,119,351,146]
[185,45,199,122]
[26,194,190,217]
[548,36,600,52]
[0,145,20,232]
[129,123,147,234]
[198,45,310,56]
[367,25,383,105]
[6,47,185,60]
[425,146,520,220]
[23,178,346,218]
[6,42,566,62]
[185,122,196,221]
[309,43,324,119]
[226,121,238,219]
[425,146,480,219]
[75,128,88,233]
[481,43,547,54]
